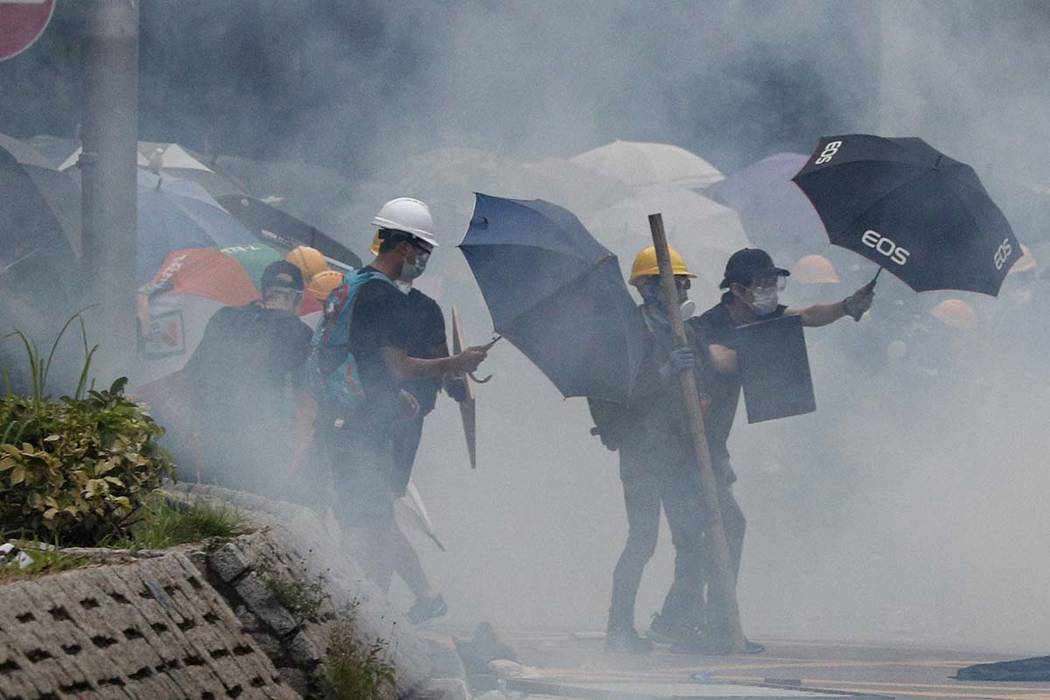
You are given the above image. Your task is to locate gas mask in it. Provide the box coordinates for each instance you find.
[638,278,694,319]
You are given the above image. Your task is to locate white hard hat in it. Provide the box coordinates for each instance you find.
[371,197,438,248]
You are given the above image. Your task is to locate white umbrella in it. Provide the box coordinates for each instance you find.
[584,184,748,286]
[571,139,725,190]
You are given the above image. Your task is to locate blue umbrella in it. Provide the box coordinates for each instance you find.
[137,170,251,282]
[460,193,647,404]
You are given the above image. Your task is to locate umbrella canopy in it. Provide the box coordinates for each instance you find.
[0,133,83,258]
[0,145,76,304]
[56,141,246,198]
[216,194,362,269]
[584,184,749,286]
[137,170,253,283]
[571,140,724,189]
[0,132,53,169]
[137,242,320,385]
[705,152,827,265]
[460,193,647,404]
[793,135,1022,296]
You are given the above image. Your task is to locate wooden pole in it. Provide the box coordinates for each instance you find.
[647,213,746,652]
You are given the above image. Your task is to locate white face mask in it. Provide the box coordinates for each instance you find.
[400,249,430,280]
[748,287,779,315]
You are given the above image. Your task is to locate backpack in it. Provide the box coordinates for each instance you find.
[307,268,395,416]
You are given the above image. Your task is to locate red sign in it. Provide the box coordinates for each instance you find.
[0,0,55,61]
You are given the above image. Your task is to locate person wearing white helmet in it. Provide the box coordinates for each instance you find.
[365,205,469,624]
[301,197,487,590]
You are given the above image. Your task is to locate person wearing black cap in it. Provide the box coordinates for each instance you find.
[182,260,314,494]
[689,247,873,642]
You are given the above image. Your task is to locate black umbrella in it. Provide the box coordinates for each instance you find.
[793,134,1021,295]
[460,193,648,404]
[216,194,362,269]
[0,145,77,304]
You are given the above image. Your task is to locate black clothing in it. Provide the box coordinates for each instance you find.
[610,437,705,632]
[400,288,447,414]
[391,414,424,498]
[319,268,410,529]
[344,268,410,411]
[694,292,786,461]
[182,302,312,494]
[603,305,708,634]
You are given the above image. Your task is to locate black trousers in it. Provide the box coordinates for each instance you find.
[608,441,746,634]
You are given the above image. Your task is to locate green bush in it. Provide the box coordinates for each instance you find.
[0,381,175,545]
[322,603,397,700]
[1,317,174,546]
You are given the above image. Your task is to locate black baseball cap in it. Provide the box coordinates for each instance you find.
[719,248,790,289]
[261,260,305,292]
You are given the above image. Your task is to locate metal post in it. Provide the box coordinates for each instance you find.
[80,0,139,377]
[647,213,746,652]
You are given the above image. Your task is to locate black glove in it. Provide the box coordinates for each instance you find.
[443,374,469,402]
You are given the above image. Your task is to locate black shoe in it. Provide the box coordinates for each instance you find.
[672,633,765,655]
[648,612,690,645]
[604,626,653,654]
[742,638,765,654]
[406,594,447,625]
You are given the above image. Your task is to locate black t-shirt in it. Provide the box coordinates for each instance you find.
[184,302,313,425]
[694,292,786,461]
[400,288,447,414]
[344,268,410,404]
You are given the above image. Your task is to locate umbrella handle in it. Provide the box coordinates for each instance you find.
[849,268,881,321]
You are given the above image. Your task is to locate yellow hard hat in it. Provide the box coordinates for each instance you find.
[929,299,977,330]
[1009,244,1037,274]
[629,245,697,285]
[306,269,344,301]
[285,246,328,281]
[369,229,382,256]
[790,254,840,284]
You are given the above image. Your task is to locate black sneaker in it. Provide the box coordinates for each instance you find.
[406,594,447,625]
[671,634,765,655]
[648,612,685,645]
[604,627,653,654]
[742,638,766,654]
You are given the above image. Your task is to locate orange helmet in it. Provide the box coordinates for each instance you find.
[790,254,840,284]
[306,269,344,301]
[285,246,328,281]
[929,299,977,330]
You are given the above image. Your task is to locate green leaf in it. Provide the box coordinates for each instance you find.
[9,466,25,485]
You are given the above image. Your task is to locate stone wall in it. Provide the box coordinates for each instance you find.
[0,484,439,700]
[0,550,296,699]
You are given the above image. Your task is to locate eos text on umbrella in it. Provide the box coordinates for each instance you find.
[861,229,910,265]
[814,140,842,165]
[993,238,1013,270]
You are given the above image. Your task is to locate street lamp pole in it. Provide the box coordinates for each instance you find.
[80,0,139,377]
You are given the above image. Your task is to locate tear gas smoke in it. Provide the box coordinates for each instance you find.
[3,0,1050,654]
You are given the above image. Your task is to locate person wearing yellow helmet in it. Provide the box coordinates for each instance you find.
[591,244,718,654]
